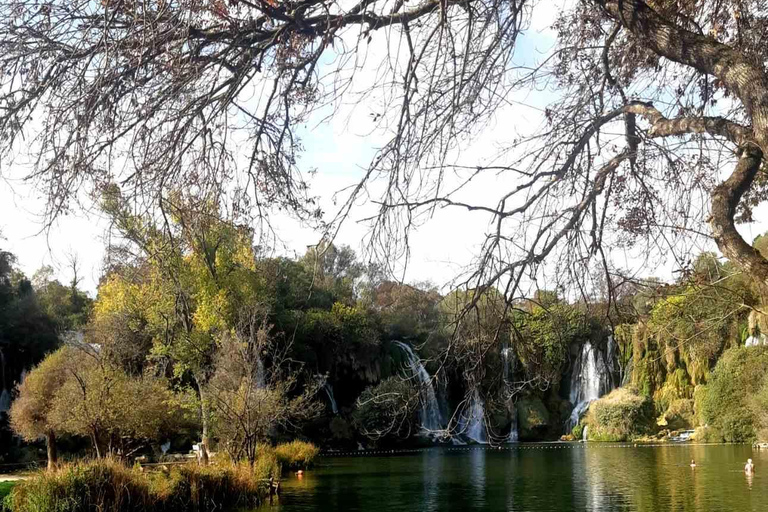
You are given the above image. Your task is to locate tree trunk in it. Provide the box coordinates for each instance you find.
[91,429,102,459]
[598,0,768,287]
[196,377,210,465]
[45,432,58,471]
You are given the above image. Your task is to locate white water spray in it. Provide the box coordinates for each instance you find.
[324,382,338,414]
[567,340,613,430]
[459,389,488,444]
[501,345,519,443]
[393,341,444,433]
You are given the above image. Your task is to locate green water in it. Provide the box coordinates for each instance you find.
[273,444,768,511]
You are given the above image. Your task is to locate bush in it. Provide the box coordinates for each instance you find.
[274,441,319,471]
[571,423,584,440]
[661,399,695,430]
[3,458,272,512]
[353,377,418,441]
[697,346,768,442]
[694,425,724,443]
[0,483,15,502]
[516,397,549,440]
[585,387,654,441]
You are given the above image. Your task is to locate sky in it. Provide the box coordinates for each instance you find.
[1,1,766,298]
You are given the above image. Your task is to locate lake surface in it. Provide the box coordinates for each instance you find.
[272,444,768,511]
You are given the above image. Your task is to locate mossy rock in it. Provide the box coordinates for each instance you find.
[517,397,550,440]
[585,387,655,441]
[660,399,695,430]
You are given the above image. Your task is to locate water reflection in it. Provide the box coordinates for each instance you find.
[467,448,486,508]
[274,445,768,512]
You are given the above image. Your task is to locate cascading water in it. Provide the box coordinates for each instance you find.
[393,341,444,433]
[501,346,515,384]
[459,389,488,444]
[507,409,519,443]
[501,344,519,443]
[323,382,338,414]
[255,356,266,388]
[567,340,613,430]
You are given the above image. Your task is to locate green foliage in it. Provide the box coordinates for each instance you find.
[0,251,59,389]
[750,373,768,442]
[353,377,417,441]
[571,423,584,440]
[11,346,192,458]
[0,482,14,502]
[630,252,755,408]
[3,459,269,512]
[516,397,550,440]
[585,387,654,442]
[697,347,768,442]
[32,266,92,332]
[512,297,596,387]
[372,282,441,342]
[660,399,695,430]
[274,441,319,470]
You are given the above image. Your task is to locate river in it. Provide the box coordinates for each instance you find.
[272,444,768,511]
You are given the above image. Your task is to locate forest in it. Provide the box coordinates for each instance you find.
[3,192,768,479]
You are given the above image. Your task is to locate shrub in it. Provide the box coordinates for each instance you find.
[585,387,654,441]
[353,377,418,441]
[516,397,549,440]
[661,399,695,430]
[274,441,319,471]
[3,458,272,512]
[694,425,724,443]
[697,346,768,442]
[571,423,584,440]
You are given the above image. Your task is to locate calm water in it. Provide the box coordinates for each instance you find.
[272,444,768,511]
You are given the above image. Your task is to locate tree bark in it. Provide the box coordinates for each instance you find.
[597,0,768,287]
[45,432,57,471]
[196,377,210,465]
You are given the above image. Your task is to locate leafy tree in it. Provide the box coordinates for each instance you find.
[95,189,271,462]
[353,377,419,442]
[9,347,72,470]
[0,252,58,398]
[32,265,92,332]
[697,347,768,442]
[47,350,190,459]
[373,282,441,342]
[206,310,322,464]
[11,345,188,462]
[511,296,596,393]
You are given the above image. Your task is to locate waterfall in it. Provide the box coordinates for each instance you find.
[0,389,9,414]
[746,334,767,347]
[507,409,519,443]
[323,382,338,414]
[255,356,266,388]
[501,344,518,442]
[501,346,515,384]
[582,425,589,442]
[393,341,444,433]
[459,389,488,444]
[567,340,613,430]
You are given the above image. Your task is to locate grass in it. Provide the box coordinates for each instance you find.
[0,441,319,511]
[2,459,271,512]
[274,441,319,471]
[0,482,16,501]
